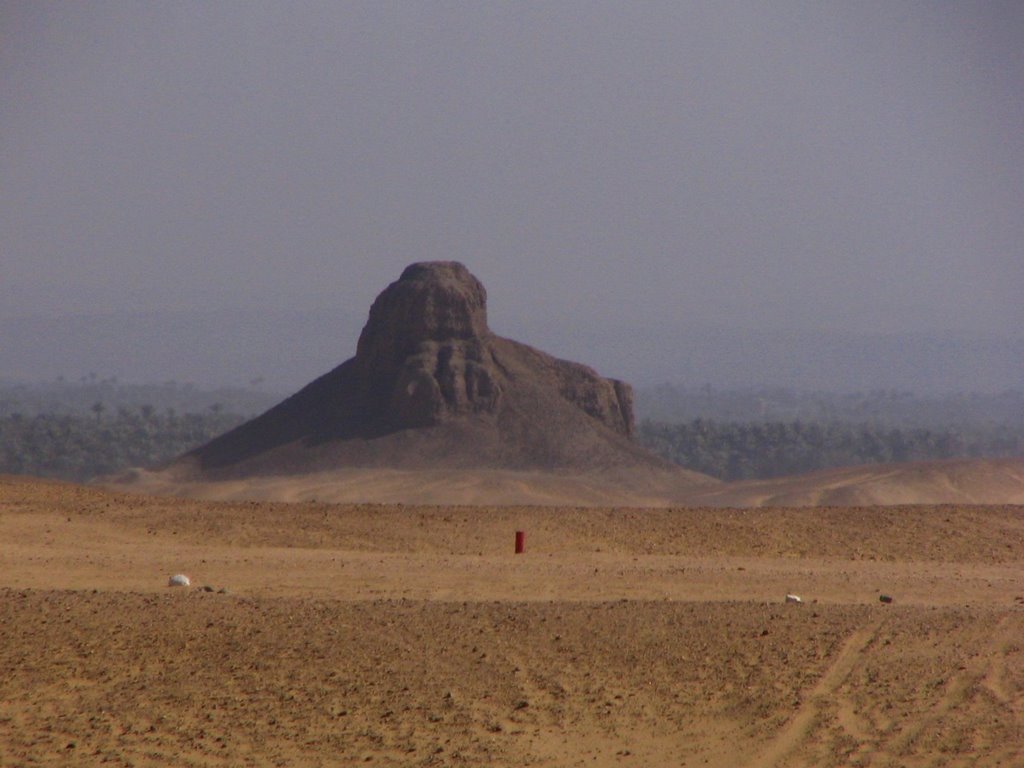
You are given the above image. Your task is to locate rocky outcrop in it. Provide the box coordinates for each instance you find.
[182,261,655,476]
[354,262,501,428]
[346,260,632,435]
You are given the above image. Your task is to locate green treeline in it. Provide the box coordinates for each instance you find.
[1,379,1022,484]
[0,408,245,482]
[636,385,1024,428]
[638,419,1024,481]
[0,377,279,418]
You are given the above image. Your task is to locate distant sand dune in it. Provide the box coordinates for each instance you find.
[116,464,714,507]
[113,457,1024,507]
[690,457,1024,507]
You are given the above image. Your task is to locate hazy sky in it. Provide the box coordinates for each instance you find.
[3,1,1023,342]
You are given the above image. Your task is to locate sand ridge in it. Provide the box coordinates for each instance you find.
[114,456,1024,508]
[693,457,1024,507]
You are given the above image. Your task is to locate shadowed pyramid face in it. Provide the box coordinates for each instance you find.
[354,262,499,427]
[355,262,490,380]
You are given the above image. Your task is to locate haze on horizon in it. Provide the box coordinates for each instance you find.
[2,2,1022,392]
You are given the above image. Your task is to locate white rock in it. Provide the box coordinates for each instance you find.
[168,574,191,587]
[785,593,803,604]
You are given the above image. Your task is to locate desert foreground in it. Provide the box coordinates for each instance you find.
[2,475,1023,767]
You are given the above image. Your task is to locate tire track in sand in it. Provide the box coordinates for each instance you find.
[981,616,1015,706]
[746,619,882,768]
[882,615,1019,760]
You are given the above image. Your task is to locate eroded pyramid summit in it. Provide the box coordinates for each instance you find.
[180,261,664,477]
[354,261,502,428]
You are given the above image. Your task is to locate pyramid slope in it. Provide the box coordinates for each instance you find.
[182,336,686,477]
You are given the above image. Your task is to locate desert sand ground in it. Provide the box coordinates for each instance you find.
[2,475,1023,767]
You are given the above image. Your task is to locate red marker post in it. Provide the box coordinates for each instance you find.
[514,531,525,554]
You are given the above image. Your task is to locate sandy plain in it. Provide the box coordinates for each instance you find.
[2,474,1023,767]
